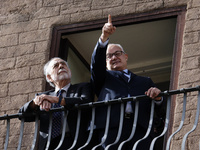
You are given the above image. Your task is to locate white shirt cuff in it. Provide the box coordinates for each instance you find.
[99,38,109,48]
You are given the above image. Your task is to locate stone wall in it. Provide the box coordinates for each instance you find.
[172,0,200,149]
[1,0,200,149]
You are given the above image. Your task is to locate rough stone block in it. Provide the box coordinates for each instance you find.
[16,53,47,68]
[103,6,125,17]
[91,0,123,9]
[136,1,163,12]
[188,135,200,150]
[39,15,70,29]
[0,47,14,58]
[8,134,19,148]
[181,57,200,70]
[43,0,68,6]
[164,0,188,7]
[0,137,4,150]
[0,58,15,71]
[0,67,29,83]
[21,134,34,147]
[61,2,90,15]
[8,79,44,95]
[185,19,200,32]
[123,5,137,14]
[186,8,200,21]
[184,32,199,44]
[0,94,28,111]
[19,29,50,44]
[179,69,200,85]
[1,20,39,36]
[8,43,35,57]
[10,94,29,110]
[33,6,60,19]
[0,34,18,48]
[192,0,200,7]
[0,83,8,98]
[71,10,102,23]
[124,0,138,5]
[30,65,44,79]
[35,41,49,52]
[183,43,200,58]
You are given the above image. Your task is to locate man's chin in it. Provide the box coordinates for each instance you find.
[112,66,121,71]
[58,74,70,80]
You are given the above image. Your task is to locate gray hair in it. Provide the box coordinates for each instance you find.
[107,43,126,53]
[43,57,69,87]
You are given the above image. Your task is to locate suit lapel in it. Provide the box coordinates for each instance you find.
[117,71,130,83]
[109,70,136,84]
[128,71,136,84]
[67,84,74,97]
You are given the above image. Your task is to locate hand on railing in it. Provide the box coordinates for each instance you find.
[145,87,162,101]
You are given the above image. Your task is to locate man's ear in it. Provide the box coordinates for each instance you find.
[125,54,128,61]
[47,74,53,82]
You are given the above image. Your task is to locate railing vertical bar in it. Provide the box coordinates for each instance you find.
[17,118,24,150]
[31,115,39,150]
[150,95,171,150]
[105,103,124,150]
[181,90,200,150]
[68,109,81,150]
[118,100,139,150]
[133,100,155,150]
[78,107,96,150]
[166,92,187,150]
[45,112,53,150]
[55,110,68,150]
[199,141,200,150]
[4,118,10,150]
[92,105,111,150]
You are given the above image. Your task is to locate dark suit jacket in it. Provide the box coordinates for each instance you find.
[91,41,156,133]
[19,82,93,150]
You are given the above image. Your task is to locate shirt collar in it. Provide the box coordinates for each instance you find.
[123,69,128,74]
[55,83,70,94]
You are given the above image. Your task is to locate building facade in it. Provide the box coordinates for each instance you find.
[0,0,200,149]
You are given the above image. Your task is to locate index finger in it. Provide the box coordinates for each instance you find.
[108,14,112,24]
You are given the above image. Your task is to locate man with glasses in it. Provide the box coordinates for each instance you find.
[90,15,162,149]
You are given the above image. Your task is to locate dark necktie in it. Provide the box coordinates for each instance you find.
[120,71,133,113]
[51,90,64,139]
[121,71,130,83]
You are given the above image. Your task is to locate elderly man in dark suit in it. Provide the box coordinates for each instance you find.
[19,57,93,150]
[90,15,162,150]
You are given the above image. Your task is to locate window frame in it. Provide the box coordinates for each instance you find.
[49,5,187,146]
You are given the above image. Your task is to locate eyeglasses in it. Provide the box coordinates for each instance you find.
[106,51,125,59]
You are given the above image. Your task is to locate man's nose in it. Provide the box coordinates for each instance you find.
[58,63,64,68]
[111,54,117,60]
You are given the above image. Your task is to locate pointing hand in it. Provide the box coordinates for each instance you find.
[100,14,116,42]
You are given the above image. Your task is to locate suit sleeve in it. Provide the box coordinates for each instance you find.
[90,41,107,96]
[18,94,40,122]
[64,82,94,109]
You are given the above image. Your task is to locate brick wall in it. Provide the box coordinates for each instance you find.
[1,0,200,149]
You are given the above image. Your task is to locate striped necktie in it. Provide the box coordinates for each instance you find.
[51,90,64,138]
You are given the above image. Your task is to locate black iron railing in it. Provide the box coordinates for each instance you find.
[1,86,200,150]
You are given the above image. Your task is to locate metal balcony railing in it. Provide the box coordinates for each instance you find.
[1,86,200,150]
